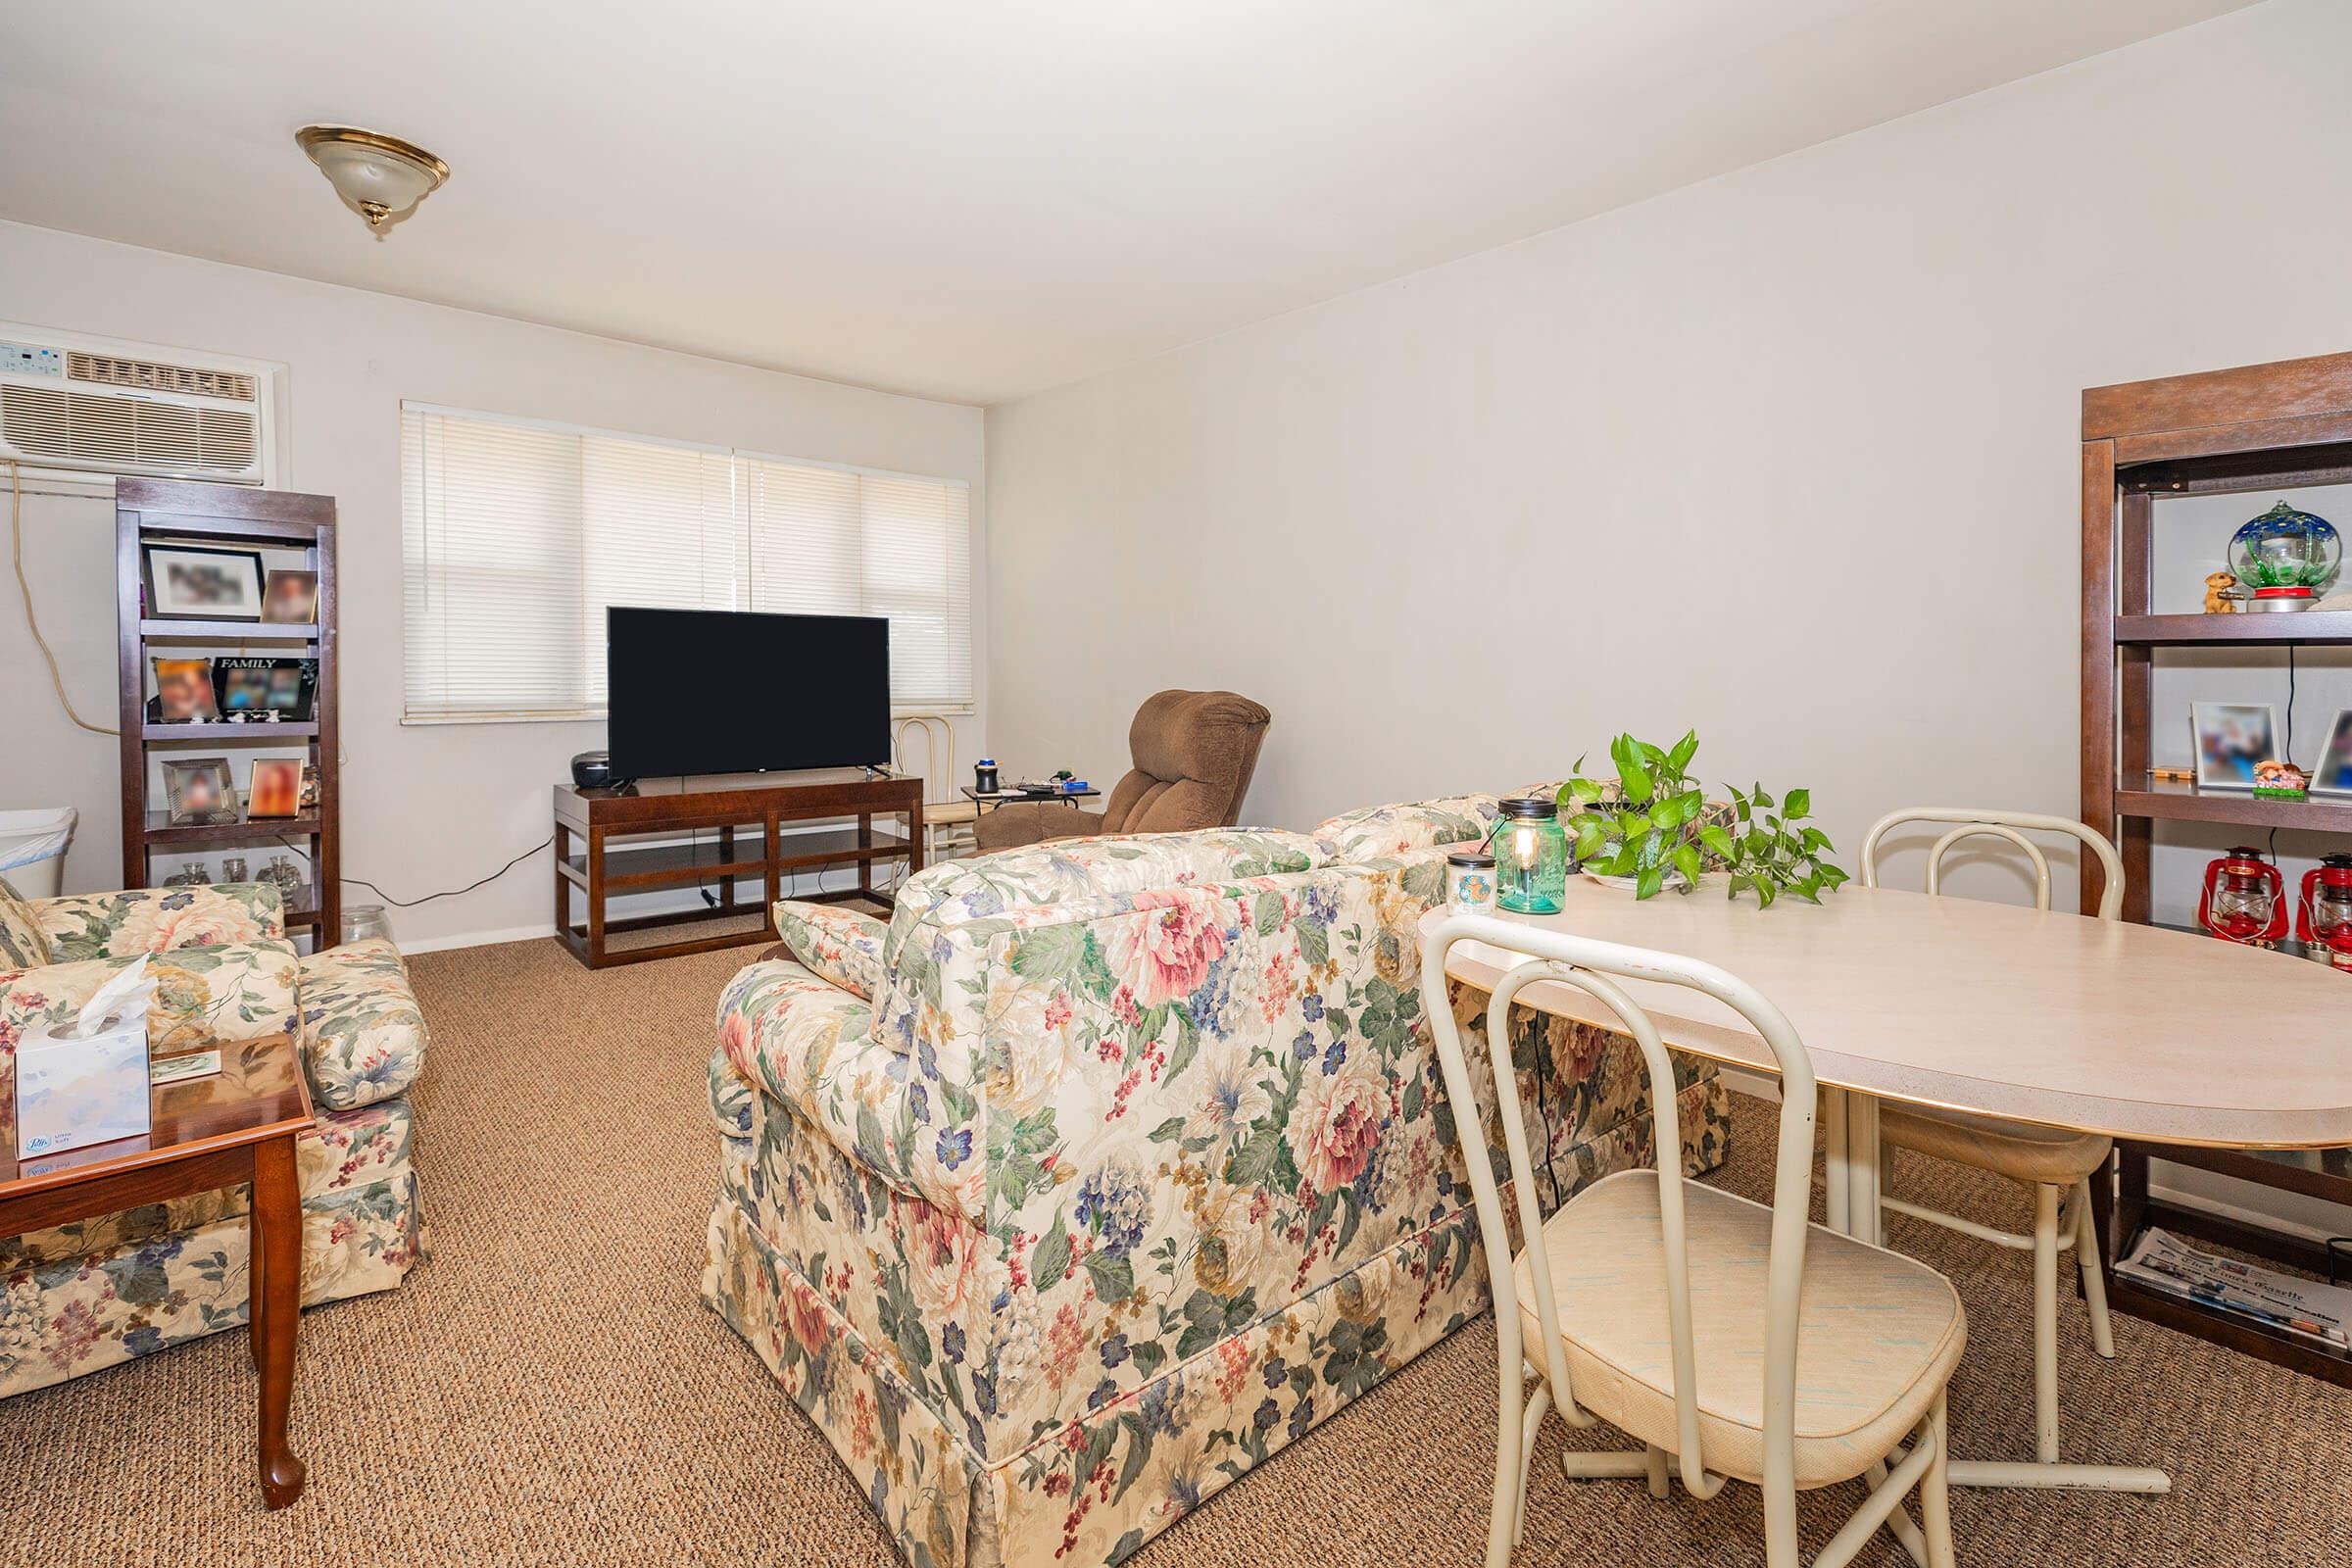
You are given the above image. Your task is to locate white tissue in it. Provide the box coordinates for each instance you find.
[64,955,156,1040]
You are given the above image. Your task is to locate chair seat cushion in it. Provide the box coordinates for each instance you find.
[1514,1170,1965,1490]
[1878,1103,2112,1184]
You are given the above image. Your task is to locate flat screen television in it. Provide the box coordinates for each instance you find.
[606,607,890,778]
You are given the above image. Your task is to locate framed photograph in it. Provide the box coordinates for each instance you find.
[142,544,265,620]
[261,568,318,625]
[161,759,239,826]
[245,758,304,819]
[150,657,220,722]
[2191,703,2280,792]
[216,661,274,715]
[212,657,317,721]
[2314,710,2352,800]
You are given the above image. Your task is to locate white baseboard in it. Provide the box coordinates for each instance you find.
[1717,1065,1781,1102]
[399,922,558,956]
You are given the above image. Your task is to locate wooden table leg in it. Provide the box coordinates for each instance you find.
[253,1134,307,1508]
[587,825,608,969]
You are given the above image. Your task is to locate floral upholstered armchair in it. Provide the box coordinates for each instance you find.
[701,798,1730,1568]
[0,877,429,1397]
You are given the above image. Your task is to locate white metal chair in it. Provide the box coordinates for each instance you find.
[1424,915,1963,1568]
[1859,807,2122,1477]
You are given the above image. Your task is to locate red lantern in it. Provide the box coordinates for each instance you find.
[2198,847,2287,946]
[2297,854,2352,969]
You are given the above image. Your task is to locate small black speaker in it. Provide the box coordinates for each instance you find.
[570,750,617,790]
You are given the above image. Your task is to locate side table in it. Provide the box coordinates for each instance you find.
[0,1033,314,1507]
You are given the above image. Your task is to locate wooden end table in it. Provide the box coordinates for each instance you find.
[0,1032,314,1507]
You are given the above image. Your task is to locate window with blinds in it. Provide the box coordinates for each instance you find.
[400,404,971,721]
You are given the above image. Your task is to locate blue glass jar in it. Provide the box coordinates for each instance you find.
[1493,796,1569,913]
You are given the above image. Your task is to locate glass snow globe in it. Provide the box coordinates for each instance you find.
[2229,499,2340,609]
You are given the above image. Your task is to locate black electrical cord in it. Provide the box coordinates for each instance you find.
[335,836,555,908]
[2270,648,2304,868]
[2286,646,2301,767]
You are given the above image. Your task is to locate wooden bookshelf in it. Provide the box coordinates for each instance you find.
[118,479,339,945]
[2082,348,2352,1387]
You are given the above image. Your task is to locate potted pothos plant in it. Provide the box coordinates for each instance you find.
[1555,730,1848,906]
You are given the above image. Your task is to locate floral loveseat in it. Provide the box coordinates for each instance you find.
[0,878,429,1397]
[701,794,1730,1567]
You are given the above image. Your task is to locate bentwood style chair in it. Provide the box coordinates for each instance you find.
[1859,808,2123,1476]
[1424,915,1964,1568]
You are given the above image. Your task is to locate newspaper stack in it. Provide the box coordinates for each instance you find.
[2117,1227,2352,1349]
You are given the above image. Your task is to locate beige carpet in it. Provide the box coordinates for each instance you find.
[4,937,2349,1567]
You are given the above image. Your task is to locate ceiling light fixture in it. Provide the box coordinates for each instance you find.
[295,124,450,236]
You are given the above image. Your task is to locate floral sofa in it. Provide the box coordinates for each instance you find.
[701,797,1730,1568]
[0,878,429,1397]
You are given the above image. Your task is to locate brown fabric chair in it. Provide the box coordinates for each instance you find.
[972,690,1272,853]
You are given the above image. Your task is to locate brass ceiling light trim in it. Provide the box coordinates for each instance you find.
[295,124,451,236]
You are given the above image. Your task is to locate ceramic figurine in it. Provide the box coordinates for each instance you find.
[2253,760,2310,801]
[2204,571,2242,614]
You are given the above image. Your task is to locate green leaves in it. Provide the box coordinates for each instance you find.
[1609,731,1655,804]
[1555,729,1846,907]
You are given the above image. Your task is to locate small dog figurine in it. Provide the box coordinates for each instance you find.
[2204,571,2241,613]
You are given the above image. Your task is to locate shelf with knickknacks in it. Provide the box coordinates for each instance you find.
[2083,349,2352,1388]
[119,477,341,949]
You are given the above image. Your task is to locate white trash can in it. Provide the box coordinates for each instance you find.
[0,807,77,900]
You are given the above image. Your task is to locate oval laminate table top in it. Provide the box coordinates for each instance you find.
[1424,882,2352,1150]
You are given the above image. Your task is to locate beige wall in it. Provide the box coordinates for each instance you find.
[984,0,2352,924]
[0,220,985,949]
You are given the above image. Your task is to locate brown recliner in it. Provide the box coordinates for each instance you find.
[971,690,1272,853]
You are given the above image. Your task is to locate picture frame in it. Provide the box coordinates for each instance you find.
[245,758,304,819]
[2191,703,2281,792]
[2314,709,2352,800]
[261,568,318,625]
[213,657,317,721]
[161,758,240,826]
[150,657,220,722]
[142,544,265,620]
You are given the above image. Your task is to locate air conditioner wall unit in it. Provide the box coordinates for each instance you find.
[0,322,282,493]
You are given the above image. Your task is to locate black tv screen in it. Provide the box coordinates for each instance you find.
[606,608,890,778]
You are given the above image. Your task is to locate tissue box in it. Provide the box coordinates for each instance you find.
[15,1017,152,1159]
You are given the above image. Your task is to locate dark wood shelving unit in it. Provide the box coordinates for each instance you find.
[2114,774,2352,833]
[2115,611,2352,645]
[2082,348,2352,1388]
[142,722,321,743]
[118,479,339,945]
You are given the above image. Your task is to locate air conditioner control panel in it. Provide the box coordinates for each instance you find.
[0,342,66,379]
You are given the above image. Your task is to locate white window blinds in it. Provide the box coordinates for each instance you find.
[400,404,972,721]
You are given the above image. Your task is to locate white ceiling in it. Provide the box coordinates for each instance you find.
[0,0,2250,407]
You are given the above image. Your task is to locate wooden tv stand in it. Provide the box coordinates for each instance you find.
[553,774,923,969]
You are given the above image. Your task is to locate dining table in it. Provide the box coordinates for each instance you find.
[1424,878,2352,1496]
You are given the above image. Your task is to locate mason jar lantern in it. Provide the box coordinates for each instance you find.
[1493,796,1569,913]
